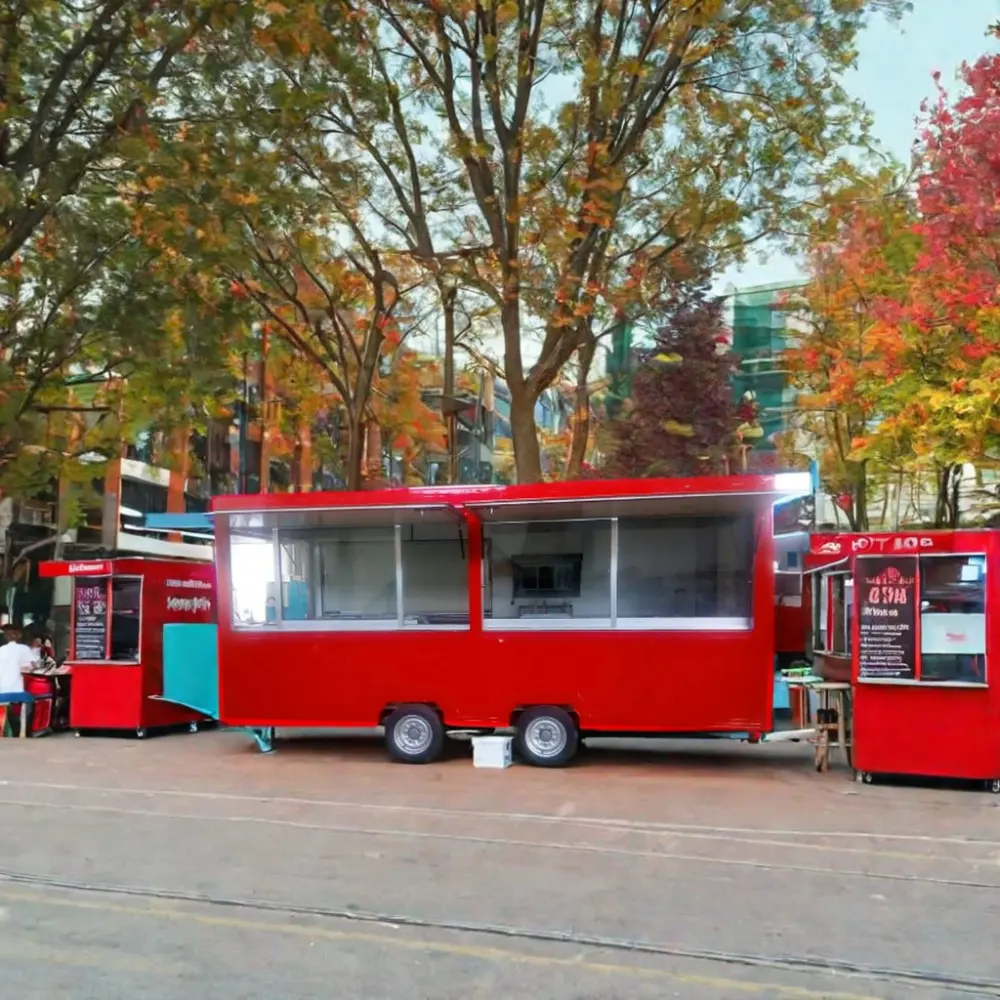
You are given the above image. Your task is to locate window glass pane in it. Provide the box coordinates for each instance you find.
[315,527,397,621]
[279,535,315,621]
[816,576,829,649]
[775,572,802,602]
[230,529,274,626]
[110,578,141,661]
[919,555,986,682]
[402,522,468,626]
[617,515,753,620]
[484,520,611,621]
[831,576,847,654]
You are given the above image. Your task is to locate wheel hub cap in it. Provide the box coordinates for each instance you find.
[525,717,567,758]
[397,715,432,754]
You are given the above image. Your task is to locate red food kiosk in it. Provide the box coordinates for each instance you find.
[39,557,215,736]
[210,473,811,764]
[807,531,1000,790]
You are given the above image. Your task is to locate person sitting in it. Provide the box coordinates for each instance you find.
[0,626,35,736]
[28,635,57,673]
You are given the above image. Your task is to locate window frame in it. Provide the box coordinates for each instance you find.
[917,551,987,687]
[228,512,473,633]
[483,513,755,633]
[224,504,761,635]
[108,574,143,663]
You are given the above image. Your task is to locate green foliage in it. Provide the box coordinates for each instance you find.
[0,1,264,496]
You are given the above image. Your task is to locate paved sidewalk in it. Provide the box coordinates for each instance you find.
[1,729,997,998]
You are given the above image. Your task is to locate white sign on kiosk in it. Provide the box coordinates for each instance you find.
[921,613,987,656]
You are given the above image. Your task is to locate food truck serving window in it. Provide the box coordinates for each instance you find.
[227,507,470,631]
[485,519,611,627]
[225,498,758,633]
[480,507,754,631]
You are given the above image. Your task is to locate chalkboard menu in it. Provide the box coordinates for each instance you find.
[857,556,917,680]
[74,578,109,660]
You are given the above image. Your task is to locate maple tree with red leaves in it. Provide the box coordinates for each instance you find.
[791,48,1000,528]
[867,52,1000,526]
[599,284,741,479]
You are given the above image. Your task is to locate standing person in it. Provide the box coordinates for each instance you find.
[0,626,35,735]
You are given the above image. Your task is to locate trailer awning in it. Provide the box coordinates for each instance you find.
[144,513,214,533]
[222,503,462,532]
[464,488,790,522]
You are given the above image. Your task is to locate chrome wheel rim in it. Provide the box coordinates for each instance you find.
[524,717,568,759]
[396,714,433,754]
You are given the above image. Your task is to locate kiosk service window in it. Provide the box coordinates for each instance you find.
[857,553,986,686]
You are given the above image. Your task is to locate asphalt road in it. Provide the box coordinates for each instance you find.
[1,728,999,999]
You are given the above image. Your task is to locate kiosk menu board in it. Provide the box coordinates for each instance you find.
[857,556,917,680]
[73,579,109,660]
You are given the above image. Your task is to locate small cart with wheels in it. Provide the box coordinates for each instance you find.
[808,531,1000,792]
[39,557,215,737]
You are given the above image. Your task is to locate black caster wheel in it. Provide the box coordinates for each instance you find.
[74,730,82,738]
[987,778,1000,794]
[861,771,874,785]
[136,728,147,739]
[188,722,199,733]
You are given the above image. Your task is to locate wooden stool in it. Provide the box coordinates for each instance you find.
[812,684,852,772]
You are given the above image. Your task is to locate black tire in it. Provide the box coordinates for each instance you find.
[515,706,578,767]
[384,705,445,764]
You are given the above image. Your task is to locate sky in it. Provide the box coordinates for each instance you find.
[722,0,1000,292]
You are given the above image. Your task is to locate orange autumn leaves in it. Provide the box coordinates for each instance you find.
[791,53,1000,493]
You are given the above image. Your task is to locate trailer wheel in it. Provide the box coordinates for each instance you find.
[515,706,578,767]
[385,705,445,764]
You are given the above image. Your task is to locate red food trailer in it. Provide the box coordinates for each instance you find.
[39,557,215,736]
[211,473,811,764]
[807,531,1000,790]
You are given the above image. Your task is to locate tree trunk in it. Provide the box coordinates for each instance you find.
[509,383,543,483]
[848,460,869,531]
[345,415,364,491]
[853,484,868,532]
[933,464,959,528]
[950,465,962,529]
[565,336,596,481]
[501,293,544,484]
[365,421,383,481]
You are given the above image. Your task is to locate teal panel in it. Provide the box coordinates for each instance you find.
[162,624,219,719]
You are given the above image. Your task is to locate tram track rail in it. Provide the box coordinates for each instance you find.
[0,867,998,997]
[1,793,999,892]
